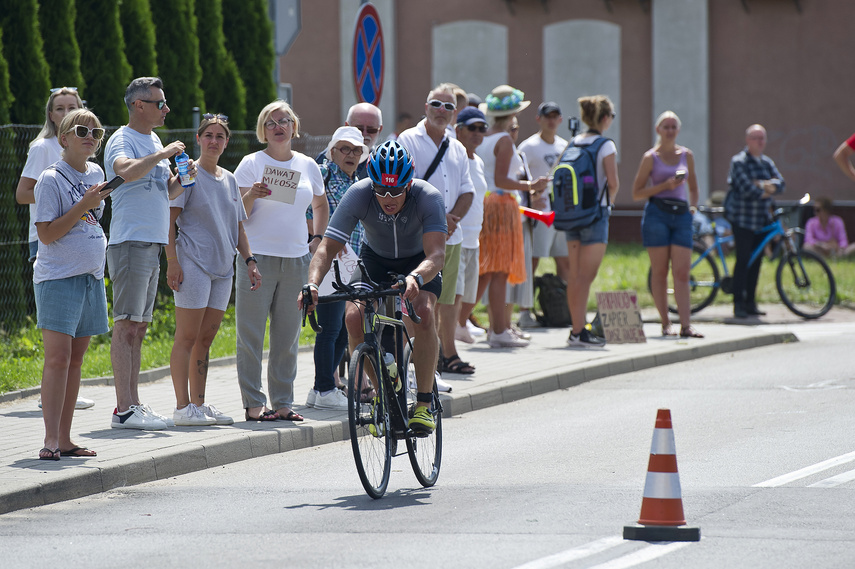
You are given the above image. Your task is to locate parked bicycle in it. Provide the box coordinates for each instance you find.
[301,261,442,499]
[647,194,836,319]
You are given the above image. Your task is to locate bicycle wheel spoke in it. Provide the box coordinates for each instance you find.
[403,342,442,487]
[348,346,391,498]
[776,250,836,319]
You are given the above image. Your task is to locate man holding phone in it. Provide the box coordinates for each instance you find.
[104,77,193,430]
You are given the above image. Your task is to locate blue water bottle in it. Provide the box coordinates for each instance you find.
[175,151,195,187]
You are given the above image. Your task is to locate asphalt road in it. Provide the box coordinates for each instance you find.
[1,323,854,568]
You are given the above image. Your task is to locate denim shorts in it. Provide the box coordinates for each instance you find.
[35,274,109,337]
[564,207,610,245]
[107,241,162,322]
[641,202,693,248]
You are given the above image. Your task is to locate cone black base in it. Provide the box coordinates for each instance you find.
[623,524,701,542]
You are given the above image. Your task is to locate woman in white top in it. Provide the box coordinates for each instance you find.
[33,109,110,460]
[564,95,620,348]
[165,114,262,426]
[475,85,549,349]
[234,101,329,422]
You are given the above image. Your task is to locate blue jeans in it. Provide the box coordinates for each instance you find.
[312,300,348,393]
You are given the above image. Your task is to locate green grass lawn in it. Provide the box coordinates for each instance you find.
[3,242,852,395]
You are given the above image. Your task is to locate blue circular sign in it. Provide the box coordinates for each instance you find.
[352,3,384,105]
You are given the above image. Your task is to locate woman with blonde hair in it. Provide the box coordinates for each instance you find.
[33,109,111,459]
[475,85,549,348]
[233,100,329,422]
[565,95,619,348]
[632,111,702,338]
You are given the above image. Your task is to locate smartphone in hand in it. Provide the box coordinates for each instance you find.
[100,175,124,196]
[674,169,686,182]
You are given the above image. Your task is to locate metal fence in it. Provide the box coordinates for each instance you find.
[0,124,332,332]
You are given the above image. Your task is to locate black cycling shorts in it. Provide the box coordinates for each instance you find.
[352,244,442,298]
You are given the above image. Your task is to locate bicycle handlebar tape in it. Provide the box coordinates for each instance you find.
[623,409,700,542]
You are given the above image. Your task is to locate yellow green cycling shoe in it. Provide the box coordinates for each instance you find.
[408,405,435,436]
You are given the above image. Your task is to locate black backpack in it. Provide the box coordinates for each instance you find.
[533,273,571,327]
[551,136,611,231]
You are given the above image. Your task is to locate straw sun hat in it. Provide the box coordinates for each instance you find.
[478,85,531,117]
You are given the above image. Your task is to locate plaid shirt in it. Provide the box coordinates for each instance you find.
[307,160,363,255]
[725,148,785,230]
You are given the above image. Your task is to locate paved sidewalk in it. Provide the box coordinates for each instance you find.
[0,319,798,515]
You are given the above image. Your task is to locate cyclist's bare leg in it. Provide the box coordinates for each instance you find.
[408,289,439,408]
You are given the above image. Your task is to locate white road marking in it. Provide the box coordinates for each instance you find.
[586,542,692,569]
[753,450,855,487]
[808,467,855,488]
[509,536,624,569]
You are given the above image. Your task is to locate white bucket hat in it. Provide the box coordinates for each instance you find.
[324,126,369,163]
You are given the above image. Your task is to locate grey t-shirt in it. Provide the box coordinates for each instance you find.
[325,178,447,259]
[170,167,247,278]
[104,125,171,245]
[33,160,107,283]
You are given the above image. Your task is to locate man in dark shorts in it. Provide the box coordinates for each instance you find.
[300,141,447,435]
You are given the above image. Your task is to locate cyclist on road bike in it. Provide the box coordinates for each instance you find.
[299,141,447,435]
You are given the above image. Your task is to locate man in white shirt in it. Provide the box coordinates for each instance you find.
[517,102,570,327]
[397,83,476,376]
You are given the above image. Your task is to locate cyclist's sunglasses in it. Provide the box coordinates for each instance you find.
[373,183,407,198]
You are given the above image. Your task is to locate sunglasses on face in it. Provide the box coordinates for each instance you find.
[139,99,167,110]
[352,124,380,135]
[264,117,293,130]
[373,183,407,198]
[50,86,78,94]
[463,124,487,133]
[203,113,229,122]
[334,145,361,156]
[427,99,456,112]
[72,125,105,140]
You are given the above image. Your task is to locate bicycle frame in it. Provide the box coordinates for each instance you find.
[695,215,794,278]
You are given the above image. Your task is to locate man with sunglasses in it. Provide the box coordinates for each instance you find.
[103,76,193,430]
[300,141,447,435]
[397,83,476,377]
[316,102,383,180]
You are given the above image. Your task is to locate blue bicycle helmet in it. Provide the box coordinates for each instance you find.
[367,140,414,188]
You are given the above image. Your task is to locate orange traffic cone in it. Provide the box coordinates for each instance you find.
[623,409,700,542]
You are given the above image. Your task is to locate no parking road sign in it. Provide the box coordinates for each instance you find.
[352,3,384,105]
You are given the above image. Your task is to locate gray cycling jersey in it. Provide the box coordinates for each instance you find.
[325,178,447,259]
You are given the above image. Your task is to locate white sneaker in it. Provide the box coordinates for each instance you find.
[510,323,532,340]
[435,374,453,393]
[140,403,175,427]
[455,324,475,344]
[488,329,530,348]
[314,388,349,411]
[517,311,542,329]
[39,396,95,410]
[111,405,167,430]
[466,320,486,337]
[173,403,217,426]
[199,403,234,425]
[306,389,317,408]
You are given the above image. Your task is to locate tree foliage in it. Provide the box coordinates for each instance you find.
[0,29,13,125]
[222,0,276,126]
[150,0,204,129]
[75,0,132,126]
[38,0,85,93]
[195,0,247,129]
[0,0,51,124]
[119,0,159,79]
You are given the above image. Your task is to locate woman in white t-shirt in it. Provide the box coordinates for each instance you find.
[565,95,619,349]
[233,101,329,422]
[165,114,262,427]
[33,110,110,460]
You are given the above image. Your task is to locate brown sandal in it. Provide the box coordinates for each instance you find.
[680,326,704,338]
[245,409,280,421]
[661,324,677,337]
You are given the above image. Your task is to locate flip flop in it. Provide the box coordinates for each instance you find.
[278,410,304,422]
[60,446,97,457]
[39,447,60,461]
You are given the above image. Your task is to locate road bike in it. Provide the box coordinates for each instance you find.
[301,261,442,498]
[647,194,836,319]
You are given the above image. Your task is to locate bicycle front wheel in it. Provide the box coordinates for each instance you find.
[776,249,836,319]
[403,342,442,488]
[647,240,720,315]
[348,344,391,499]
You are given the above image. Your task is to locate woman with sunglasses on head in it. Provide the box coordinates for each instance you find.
[234,101,329,422]
[475,85,549,349]
[33,109,111,460]
[15,88,95,412]
[304,126,367,410]
[164,114,262,426]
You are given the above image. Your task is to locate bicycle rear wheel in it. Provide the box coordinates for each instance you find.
[646,240,720,315]
[348,344,391,499]
[776,249,835,319]
[403,342,442,488]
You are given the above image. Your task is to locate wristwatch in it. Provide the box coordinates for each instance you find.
[408,272,424,289]
[245,255,258,266]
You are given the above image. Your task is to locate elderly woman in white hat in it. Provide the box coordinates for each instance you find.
[475,85,549,348]
[305,126,369,410]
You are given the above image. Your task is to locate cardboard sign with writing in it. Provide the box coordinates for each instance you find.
[262,165,301,204]
[595,290,647,344]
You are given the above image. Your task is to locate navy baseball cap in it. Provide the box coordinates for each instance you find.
[456,106,488,126]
